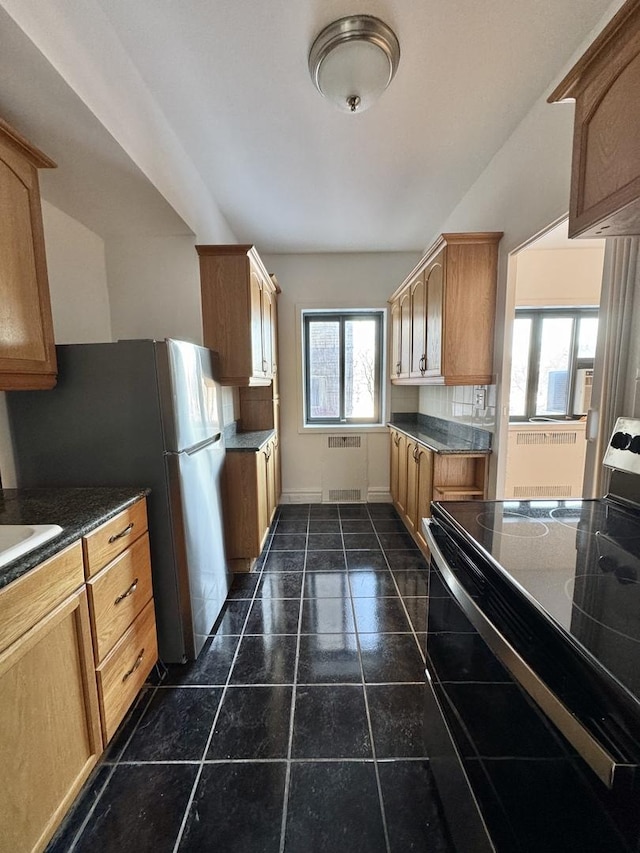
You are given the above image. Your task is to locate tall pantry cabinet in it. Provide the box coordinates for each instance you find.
[197,245,281,572]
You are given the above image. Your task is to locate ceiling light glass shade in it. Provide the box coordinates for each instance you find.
[309,16,400,113]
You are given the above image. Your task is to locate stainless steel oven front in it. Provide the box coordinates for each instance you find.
[422,516,640,853]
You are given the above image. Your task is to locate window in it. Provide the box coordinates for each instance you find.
[509,307,598,421]
[303,311,383,425]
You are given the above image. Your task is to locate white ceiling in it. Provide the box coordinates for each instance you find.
[0,0,619,252]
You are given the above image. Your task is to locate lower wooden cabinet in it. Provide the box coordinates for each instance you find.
[0,496,158,853]
[389,427,488,553]
[223,436,280,571]
[0,550,102,853]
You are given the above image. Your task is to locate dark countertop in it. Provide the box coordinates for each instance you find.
[225,428,275,452]
[388,413,492,455]
[0,486,150,591]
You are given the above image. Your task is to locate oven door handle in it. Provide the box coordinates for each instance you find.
[423,518,635,791]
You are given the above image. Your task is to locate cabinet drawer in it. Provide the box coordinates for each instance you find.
[83,500,148,578]
[96,598,157,743]
[0,541,84,654]
[88,534,153,663]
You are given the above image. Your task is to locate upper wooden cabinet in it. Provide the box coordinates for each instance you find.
[389,232,502,386]
[549,1,640,238]
[197,244,277,386]
[0,118,57,390]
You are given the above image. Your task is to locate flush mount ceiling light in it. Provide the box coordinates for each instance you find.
[308,15,400,113]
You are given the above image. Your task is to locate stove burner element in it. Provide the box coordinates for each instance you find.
[565,574,640,645]
[475,511,549,538]
[611,431,632,450]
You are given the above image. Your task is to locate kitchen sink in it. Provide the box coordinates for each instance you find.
[0,524,64,569]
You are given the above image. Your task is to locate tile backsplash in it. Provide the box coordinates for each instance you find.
[418,384,496,432]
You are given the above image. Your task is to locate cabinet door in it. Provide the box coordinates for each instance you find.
[390,429,400,504]
[0,133,56,390]
[389,299,402,380]
[415,446,434,549]
[261,284,274,380]
[257,446,269,547]
[399,287,412,379]
[409,272,427,378]
[249,263,265,379]
[0,588,102,853]
[273,432,282,506]
[425,253,445,376]
[264,440,277,523]
[405,440,419,534]
[396,432,409,516]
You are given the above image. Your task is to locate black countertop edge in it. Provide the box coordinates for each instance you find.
[224,427,276,452]
[388,413,492,454]
[0,487,150,591]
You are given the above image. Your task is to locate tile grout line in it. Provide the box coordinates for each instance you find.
[170,509,278,853]
[63,676,161,852]
[371,520,428,664]
[344,504,392,853]
[278,505,310,853]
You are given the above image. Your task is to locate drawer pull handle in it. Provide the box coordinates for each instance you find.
[114,578,139,606]
[108,522,134,544]
[122,648,145,682]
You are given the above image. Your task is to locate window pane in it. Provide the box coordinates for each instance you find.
[536,317,573,415]
[344,318,377,419]
[577,317,598,358]
[308,320,340,419]
[509,317,532,417]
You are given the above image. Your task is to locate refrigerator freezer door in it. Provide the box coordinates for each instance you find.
[160,339,223,452]
[166,436,230,659]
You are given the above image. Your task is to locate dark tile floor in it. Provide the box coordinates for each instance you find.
[47,503,453,853]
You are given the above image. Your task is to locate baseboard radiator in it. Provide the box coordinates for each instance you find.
[504,424,587,500]
[321,435,367,502]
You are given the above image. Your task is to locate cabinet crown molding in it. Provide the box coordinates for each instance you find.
[548,1,640,103]
[0,116,56,169]
[390,231,503,302]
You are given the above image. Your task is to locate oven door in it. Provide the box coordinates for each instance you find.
[423,517,637,853]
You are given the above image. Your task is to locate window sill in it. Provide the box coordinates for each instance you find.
[299,423,389,435]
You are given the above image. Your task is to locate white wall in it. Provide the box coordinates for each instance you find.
[0,201,112,487]
[106,235,202,344]
[515,246,605,306]
[262,251,420,502]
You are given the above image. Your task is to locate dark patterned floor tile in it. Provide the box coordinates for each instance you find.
[304,571,350,598]
[353,597,412,633]
[179,763,286,853]
[301,597,356,634]
[293,685,371,758]
[296,633,361,684]
[284,762,386,853]
[45,765,112,853]
[230,634,298,684]
[340,519,374,534]
[164,634,240,686]
[307,533,343,550]
[227,572,260,599]
[360,633,425,683]
[305,550,347,571]
[349,571,399,598]
[385,551,428,571]
[207,685,292,759]
[343,532,380,550]
[245,597,301,634]
[392,568,429,596]
[378,760,453,853]
[263,551,306,572]
[257,572,303,599]
[73,764,198,853]
[308,518,341,534]
[214,599,251,634]
[366,683,428,757]
[121,686,222,761]
[345,550,387,571]
[271,534,307,551]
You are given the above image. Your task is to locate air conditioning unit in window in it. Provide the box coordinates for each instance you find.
[573,368,593,415]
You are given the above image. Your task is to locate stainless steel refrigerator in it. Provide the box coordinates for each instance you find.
[8,338,230,662]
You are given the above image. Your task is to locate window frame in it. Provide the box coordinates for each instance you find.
[509,305,598,422]
[302,309,384,427]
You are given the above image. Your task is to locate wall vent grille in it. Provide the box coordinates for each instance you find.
[513,485,572,498]
[328,489,362,502]
[328,436,362,449]
[516,431,577,446]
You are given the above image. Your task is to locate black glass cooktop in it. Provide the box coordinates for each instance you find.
[432,498,640,707]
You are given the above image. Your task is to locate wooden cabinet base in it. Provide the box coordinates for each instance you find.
[0,589,102,853]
